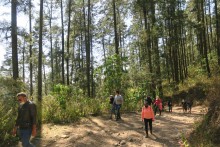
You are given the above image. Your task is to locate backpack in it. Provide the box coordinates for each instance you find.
[109,96,114,104]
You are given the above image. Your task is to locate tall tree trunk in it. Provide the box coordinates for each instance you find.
[61,0,65,84]
[49,0,54,84]
[22,40,25,82]
[43,63,47,95]
[29,0,33,95]
[38,0,43,129]
[208,0,214,51]
[214,0,220,65]
[86,0,91,97]
[142,0,155,97]
[201,1,211,77]
[113,0,119,54]
[150,0,163,97]
[11,0,19,80]
[66,0,72,85]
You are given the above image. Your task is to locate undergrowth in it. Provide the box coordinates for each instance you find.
[187,76,220,147]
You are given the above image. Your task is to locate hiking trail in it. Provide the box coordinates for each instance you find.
[16,105,207,147]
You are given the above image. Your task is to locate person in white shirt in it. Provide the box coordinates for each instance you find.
[114,90,123,120]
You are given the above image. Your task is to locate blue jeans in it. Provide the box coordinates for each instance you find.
[115,104,121,120]
[19,128,34,147]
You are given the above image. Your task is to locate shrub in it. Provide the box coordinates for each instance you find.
[188,77,220,147]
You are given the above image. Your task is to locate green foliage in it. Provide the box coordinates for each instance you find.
[52,84,72,109]
[181,132,189,147]
[42,84,110,123]
[103,54,123,93]
[0,77,27,146]
[187,77,220,147]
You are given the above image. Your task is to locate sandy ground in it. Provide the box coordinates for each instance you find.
[15,106,207,147]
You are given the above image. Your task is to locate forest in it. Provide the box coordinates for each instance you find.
[0,0,220,146]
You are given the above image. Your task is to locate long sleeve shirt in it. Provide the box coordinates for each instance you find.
[114,94,123,105]
[141,106,155,121]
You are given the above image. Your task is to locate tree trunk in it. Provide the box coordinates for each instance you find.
[22,40,25,82]
[29,0,33,95]
[66,0,72,85]
[113,0,119,55]
[61,0,65,84]
[150,0,163,97]
[142,0,155,97]
[38,0,43,128]
[86,0,91,97]
[201,1,211,77]
[214,0,220,65]
[11,0,19,80]
[49,0,54,84]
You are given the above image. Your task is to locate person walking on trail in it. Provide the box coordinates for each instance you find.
[186,98,193,113]
[141,101,155,138]
[114,90,123,121]
[167,97,173,112]
[109,95,116,119]
[182,99,187,113]
[145,96,153,106]
[154,96,162,115]
[12,92,37,147]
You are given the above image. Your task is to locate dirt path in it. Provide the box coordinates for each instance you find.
[17,106,206,147]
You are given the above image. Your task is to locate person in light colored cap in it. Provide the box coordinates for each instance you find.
[13,92,37,147]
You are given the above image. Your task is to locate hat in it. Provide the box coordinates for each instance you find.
[16,92,27,98]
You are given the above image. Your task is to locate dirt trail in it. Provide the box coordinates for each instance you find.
[16,106,206,147]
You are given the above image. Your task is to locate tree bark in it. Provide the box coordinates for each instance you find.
[11,0,19,80]
[66,0,72,85]
[214,0,220,65]
[38,0,43,129]
[29,0,33,95]
[113,0,119,55]
[61,0,65,84]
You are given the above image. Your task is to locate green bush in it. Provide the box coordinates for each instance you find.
[42,84,111,123]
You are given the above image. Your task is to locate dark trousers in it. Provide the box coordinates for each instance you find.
[110,104,116,118]
[168,106,172,112]
[115,104,121,120]
[144,118,152,133]
[154,105,161,115]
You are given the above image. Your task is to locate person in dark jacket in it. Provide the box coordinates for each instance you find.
[167,97,173,112]
[145,96,153,106]
[12,92,37,147]
[109,95,116,119]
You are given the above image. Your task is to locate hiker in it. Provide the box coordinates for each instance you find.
[109,95,116,119]
[114,90,123,120]
[186,99,193,113]
[145,95,153,106]
[167,97,173,112]
[12,92,37,147]
[141,101,155,138]
[182,99,187,113]
[154,96,162,115]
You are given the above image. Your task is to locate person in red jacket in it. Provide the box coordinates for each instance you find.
[141,101,155,138]
[154,96,162,115]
